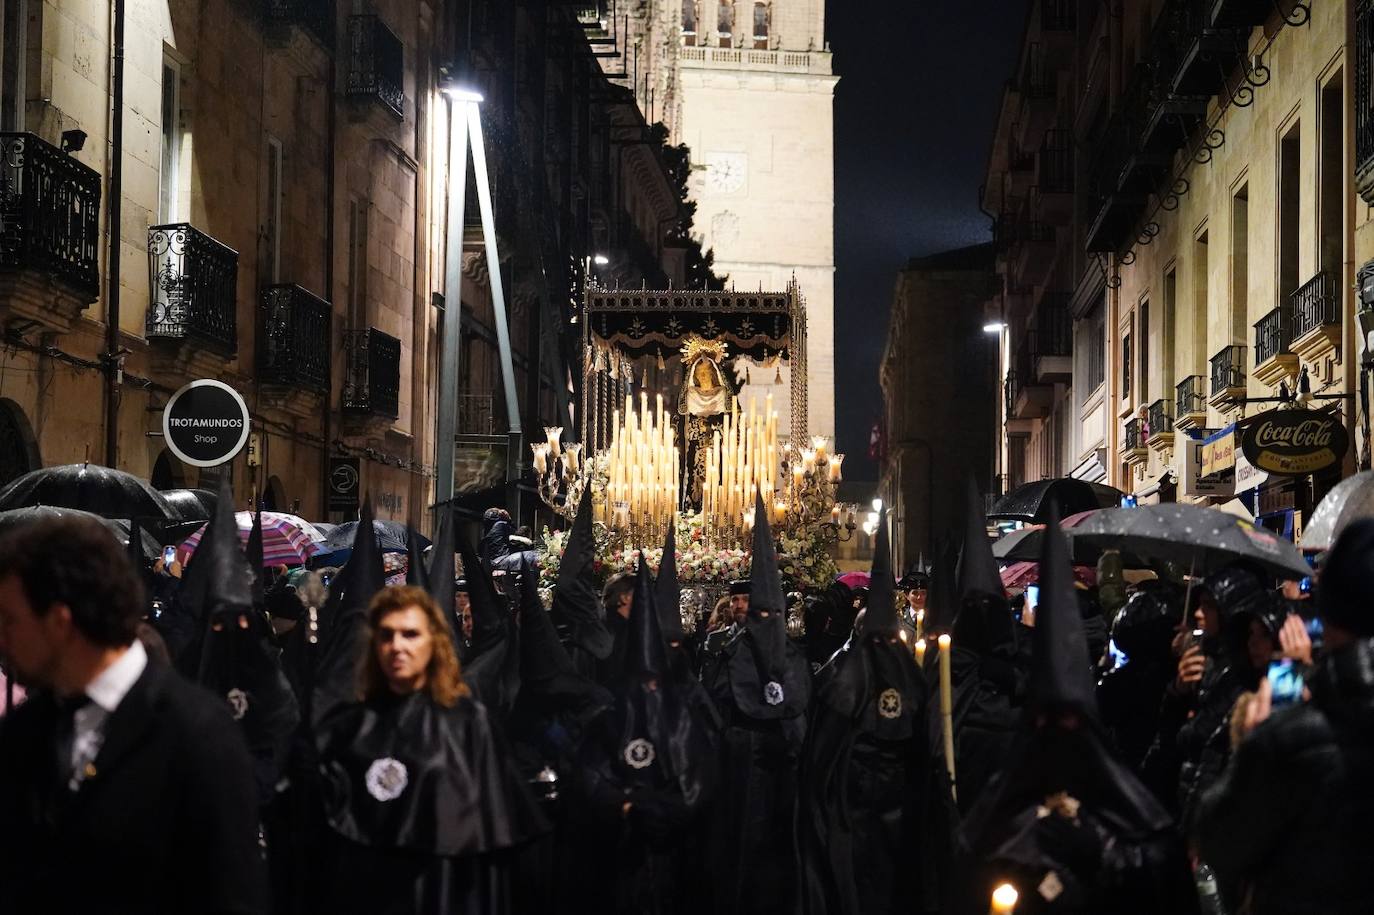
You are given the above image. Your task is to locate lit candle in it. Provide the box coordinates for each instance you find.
[812,435,828,460]
[990,883,1018,915]
[831,504,841,525]
[531,443,549,475]
[774,500,787,524]
[914,638,927,666]
[915,608,925,642]
[546,426,563,457]
[564,443,581,474]
[801,449,817,475]
[939,634,956,800]
[792,463,804,487]
[828,453,845,482]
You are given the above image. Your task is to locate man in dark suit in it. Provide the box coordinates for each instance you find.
[0,516,267,915]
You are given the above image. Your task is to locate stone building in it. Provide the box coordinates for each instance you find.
[0,0,688,530]
[878,244,998,569]
[984,0,1369,530]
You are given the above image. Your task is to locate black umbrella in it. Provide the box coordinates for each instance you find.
[1302,470,1374,552]
[160,488,219,522]
[0,506,163,561]
[1072,504,1310,581]
[987,478,1122,523]
[0,463,178,522]
[321,519,431,555]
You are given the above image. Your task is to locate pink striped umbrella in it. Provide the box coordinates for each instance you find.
[177,512,326,567]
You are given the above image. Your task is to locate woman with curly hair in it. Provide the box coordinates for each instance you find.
[316,584,546,913]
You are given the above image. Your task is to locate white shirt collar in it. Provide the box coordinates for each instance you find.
[83,640,148,713]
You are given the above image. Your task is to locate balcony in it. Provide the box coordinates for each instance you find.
[343,327,401,423]
[147,223,239,359]
[259,284,332,402]
[1042,0,1076,31]
[1358,1,1374,204]
[1253,306,1298,387]
[1146,398,1174,453]
[1019,43,1059,138]
[1209,344,1246,409]
[1289,271,1342,363]
[1174,374,1208,431]
[0,132,102,334]
[1007,348,1054,421]
[346,15,404,120]
[1168,0,1248,98]
[458,392,496,436]
[1038,128,1074,206]
[1030,294,1073,382]
[264,0,334,49]
[1123,417,1148,465]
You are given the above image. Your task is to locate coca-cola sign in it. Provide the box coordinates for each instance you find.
[1239,409,1349,476]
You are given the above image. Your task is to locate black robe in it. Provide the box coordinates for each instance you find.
[316,691,548,914]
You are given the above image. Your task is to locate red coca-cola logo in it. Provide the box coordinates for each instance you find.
[1240,409,1348,477]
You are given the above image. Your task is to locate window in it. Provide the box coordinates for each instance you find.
[717,0,733,48]
[1230,186,1248,343]
[1319,74,1343,277]
[1084,302,1106,392]
[682,1,697,46]
[347,197,368,329]
[1163,268,1177,384]
[0,0,26,131]
[158,57,183,223]
[1122,329,1133,402]
[752,2,769,49]
[1139,300,1150,402]
[264,136,283,285]
[1193,230,1208,369]
[1279,121,1301,299]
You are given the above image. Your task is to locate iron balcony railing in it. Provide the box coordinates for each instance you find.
[1254,306,1292,366]
[1290,271,1340,341]
[1210,344,1246,395]
[1357,0,1374,199]
[458,392,496,436]
[1176,374,1207,418]
[146,223,239,354]
[1039,128,1073,194]
[1147,398,1173,438]
[1031,294,1072,357]
[264,0,334,48]
[1124,417,1144,452]
[259,284,332,394]
[1004,371,1018,421]
[346,15,405,119]
[343,327,401,419]
[0,133,101,299]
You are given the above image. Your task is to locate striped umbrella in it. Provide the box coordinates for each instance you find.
[178,511,327,567]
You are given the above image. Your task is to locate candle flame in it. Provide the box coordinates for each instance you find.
[992,883,1018,910]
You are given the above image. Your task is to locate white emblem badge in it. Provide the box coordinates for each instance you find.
[624,738,656,769]
[764,680,785,706]
[365,757,409,802]
[226,688,248,721]
[878,688,902,719]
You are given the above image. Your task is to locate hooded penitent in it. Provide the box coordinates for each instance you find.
[953,477,1015,656]
[405,522,427,590]
[957,508,1194,915]
[800,510,929,915]
[702,489,812,915]
[425,509,457,639]
[179,477,300,806]
[552,495,614,672]
[458,535,521,716]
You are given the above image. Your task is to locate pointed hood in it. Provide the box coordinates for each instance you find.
[513,564,610,717]
[627,554,667,680]
[749,487,785,615]
[655,521,685,642]
[426,509,456,630]
[191,476,255,621]
[246,500,266,606]
[334,499,385,625]
[405,523,427,588]
[957,477,1003,603]
[861,508,899,635]
[1030,504,1098,717]
[923,537,959,633]
[551,494,613,658]
[458,534,507,658]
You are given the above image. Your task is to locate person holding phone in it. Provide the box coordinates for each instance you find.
[1194,520,1374,915]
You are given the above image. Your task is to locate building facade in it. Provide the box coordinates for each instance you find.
[984,0,1371,533]
[878,245,999,569]
[0,0,690,531]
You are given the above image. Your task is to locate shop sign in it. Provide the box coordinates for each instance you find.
[328,457,361,513]
[162,380,251,468]
[1239,409,1349,476]
[1180,438,1232,498]
[1233,450,1268,495]
[1201,424,1237,477]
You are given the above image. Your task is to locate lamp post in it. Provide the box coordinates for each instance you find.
[1355,260,1374,469]
[435,81,524,521]
[984,321,1008,496]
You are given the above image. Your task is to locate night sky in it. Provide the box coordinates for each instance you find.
[827,0,1029,481]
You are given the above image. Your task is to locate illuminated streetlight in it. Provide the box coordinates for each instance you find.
[983,322,1006,334]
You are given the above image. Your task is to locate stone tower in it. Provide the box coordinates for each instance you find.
[671,0,837,439]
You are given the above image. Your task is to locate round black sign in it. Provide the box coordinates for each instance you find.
[162,380,251,468]
[1239,408,1349,477]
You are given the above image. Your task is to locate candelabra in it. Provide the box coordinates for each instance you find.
[532,425,597,521]
[745,436,855,547]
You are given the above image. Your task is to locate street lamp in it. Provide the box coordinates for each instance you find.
[1355,260,1374,467]
[435,77,523,518]
[593,254,610,266]
[982,322,1006,334]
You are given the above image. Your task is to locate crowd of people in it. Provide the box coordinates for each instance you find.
[0,476,1371,915]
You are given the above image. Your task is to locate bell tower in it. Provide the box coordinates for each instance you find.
[672,0,837,439]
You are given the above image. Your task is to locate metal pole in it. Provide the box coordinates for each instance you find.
[467,104,524,516]
[435,97,471,513]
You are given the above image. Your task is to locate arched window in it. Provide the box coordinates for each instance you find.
[0,399,39,488]
[752,2,769,49]
[150,449,186,491]
[682,1,698,46]
[716,1,733,48]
